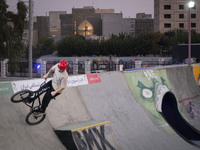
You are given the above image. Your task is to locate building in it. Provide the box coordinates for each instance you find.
[59,6,137,38]
[101,13,134,37]
[49,11,67,37]
[60,6,102,37]
[28,6,154,45]
[154,0,200,33]
[33,16,50,39]
[134,13,153,36]
[59,7,153,38]
[24,16,49,47]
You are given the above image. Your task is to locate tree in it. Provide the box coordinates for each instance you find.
[0,0,10,58]
[0,1,27,60]
[57,35,86,56]
[33,36,56,58]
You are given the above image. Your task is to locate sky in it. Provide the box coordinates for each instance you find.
[7,0,154,18]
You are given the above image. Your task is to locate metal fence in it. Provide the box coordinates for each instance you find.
[6,60,36,77]
[2,59,171,78]
[141,60,166,68]
[78,61,85,74]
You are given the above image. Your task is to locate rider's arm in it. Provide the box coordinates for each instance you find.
[43,67,54,79]
[51,87,65,96]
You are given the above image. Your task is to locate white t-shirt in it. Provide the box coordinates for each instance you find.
[51,64,68,91]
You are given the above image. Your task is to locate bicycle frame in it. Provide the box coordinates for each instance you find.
[24,91,42,111]
[24,80,49,111]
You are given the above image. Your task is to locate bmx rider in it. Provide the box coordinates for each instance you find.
[31,60,68,115]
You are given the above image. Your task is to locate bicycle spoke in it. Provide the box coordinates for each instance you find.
[26,111,46,125]
[11,90,32,103]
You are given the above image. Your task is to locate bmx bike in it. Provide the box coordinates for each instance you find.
[10,80,49,125]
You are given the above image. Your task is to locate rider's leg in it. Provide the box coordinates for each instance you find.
[28,81,52,103]
[40,90,60,112]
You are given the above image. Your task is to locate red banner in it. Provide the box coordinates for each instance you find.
[87,74,101,84]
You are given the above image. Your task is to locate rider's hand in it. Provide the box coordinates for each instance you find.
[51,91,56,97]
[43,74,48,79]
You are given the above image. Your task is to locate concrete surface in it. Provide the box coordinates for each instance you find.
[1,64,200,150]
[0,94,66,150]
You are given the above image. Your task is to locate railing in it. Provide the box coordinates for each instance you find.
[1,59,171,78]
[78,61,85,74]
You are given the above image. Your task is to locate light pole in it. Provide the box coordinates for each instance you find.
[28,0,34,78]
[188,1,195,66]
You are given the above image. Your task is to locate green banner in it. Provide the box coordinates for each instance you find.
[0,82,13,95]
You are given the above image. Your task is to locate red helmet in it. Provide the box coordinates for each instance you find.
[58,60,68,70]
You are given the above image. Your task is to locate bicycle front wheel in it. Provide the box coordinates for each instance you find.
[10,90,32,103]
[25,111,46,125]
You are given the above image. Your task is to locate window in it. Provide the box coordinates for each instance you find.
[191,14,196,18]
[191,23,196,28]
[164,5,171,10]
[164,23,171,28]
[179,23,184,28]
[164,14,171,18]
[179,14,184,19]
[179,5,184,9]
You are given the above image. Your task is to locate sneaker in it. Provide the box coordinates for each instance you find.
[33,111,45,117]
[33,108,45,117]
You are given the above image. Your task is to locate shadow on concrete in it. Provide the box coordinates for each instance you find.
[161,92,200,146]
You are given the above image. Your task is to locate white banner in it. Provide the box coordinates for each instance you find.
[11,79,46,93]
[67,75,88,87]
[11,75,90,93]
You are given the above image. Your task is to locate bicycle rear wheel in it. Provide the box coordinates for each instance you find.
[25,111,46,125]
[10,90,32,103]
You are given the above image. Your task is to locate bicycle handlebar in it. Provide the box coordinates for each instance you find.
[40,79,47,88]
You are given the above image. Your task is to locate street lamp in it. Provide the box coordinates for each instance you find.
[188,1,195,65]
[28,0,34,78]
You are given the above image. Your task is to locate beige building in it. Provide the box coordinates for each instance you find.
[49,11,67,37]
[154,0,200,33]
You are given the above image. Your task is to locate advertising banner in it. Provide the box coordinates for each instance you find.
[11,74,101,93]
[67,75,88,87]
[0,82,13,95]
[11,78,46,93]
[87,73,101,84]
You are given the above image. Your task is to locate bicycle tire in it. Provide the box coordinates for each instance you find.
[25,111,46,125]
[10,90,32,103]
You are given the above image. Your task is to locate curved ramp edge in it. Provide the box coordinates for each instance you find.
[54,120,122,150]
[162,92,200,147]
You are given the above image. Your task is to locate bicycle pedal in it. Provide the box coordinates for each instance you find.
[33,112,45,117]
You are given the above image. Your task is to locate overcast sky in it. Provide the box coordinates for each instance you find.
[7,0,154,18]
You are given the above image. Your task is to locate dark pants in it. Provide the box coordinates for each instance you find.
[40,80,60,112]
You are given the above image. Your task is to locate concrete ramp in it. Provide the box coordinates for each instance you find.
[1,65,200,150]
[0,83,66,150]
[54,120,121,150]
[47,86,93,129]
[166,66,200,129]
[78,70,200,150]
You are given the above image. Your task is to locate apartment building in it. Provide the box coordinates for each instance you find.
[135,13,153,36]
[154,0,200,33]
